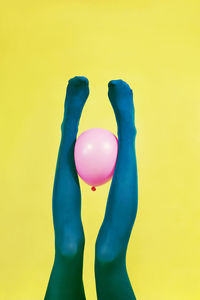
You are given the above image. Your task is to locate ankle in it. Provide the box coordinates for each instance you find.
[61,116,79,136]
[117,121,137,141]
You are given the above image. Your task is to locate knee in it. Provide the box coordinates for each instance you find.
[57,238,84,259]
[95,237,123,269]
[56,227,85,260]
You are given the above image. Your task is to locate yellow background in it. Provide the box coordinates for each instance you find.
[1,1,200,299]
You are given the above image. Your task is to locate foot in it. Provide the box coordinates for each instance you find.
[64,76,89,119]
[108,79,134,115]
[108,80,136,138]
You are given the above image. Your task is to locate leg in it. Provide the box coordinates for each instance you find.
[95,80,138,300]
[44,76,89,300]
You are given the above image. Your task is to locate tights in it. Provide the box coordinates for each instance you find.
[44,77,138,300]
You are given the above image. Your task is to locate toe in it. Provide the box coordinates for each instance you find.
[108,79,132,93]
[108,79,130,88]
[68,76,89,86]
[76,76,89,85]
[117,79,131,90]
[108,80,119,88]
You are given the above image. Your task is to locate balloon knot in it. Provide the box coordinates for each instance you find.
[91,186,96,191]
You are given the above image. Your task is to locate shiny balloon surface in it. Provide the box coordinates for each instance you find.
[74,128,118,187]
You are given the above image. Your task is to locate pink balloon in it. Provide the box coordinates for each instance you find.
[74,128,118,189]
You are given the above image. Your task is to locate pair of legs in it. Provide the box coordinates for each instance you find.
[44,77,138,300]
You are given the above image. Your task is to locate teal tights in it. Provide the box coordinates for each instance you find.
[44,77,138,300]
